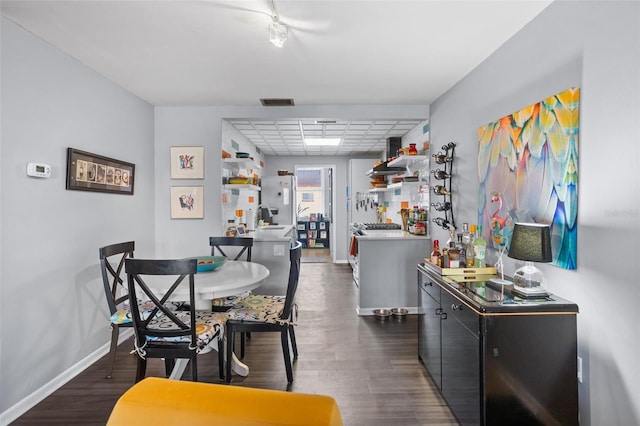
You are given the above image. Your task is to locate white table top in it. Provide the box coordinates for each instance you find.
[146,260,270,301]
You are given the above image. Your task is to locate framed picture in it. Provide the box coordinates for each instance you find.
[309,222,317,230]
[319,221,326,230]
[66,148,135,195]
[170,186,204,219]
[297,224,306,231]
[170,146,204,179]
[237,224,246,235]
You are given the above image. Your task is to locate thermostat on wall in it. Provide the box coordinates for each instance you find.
[26,162,51,178]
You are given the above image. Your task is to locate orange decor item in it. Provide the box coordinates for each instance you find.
[401,201,409,209]
[408,143,418,155]
[248,196,254,203]
[221,150,231,159]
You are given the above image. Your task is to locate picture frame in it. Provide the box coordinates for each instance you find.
[170,186,204,219]
[309,221,317,230]
[66,148,135,195]
[170,146,204,179]
[236,224,246,235]
[297,223,306,231]
[319,221,326,230]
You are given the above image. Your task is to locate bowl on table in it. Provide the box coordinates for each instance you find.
[192,256,227,272]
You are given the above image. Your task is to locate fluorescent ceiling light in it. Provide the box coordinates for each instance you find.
[304,138,341,146]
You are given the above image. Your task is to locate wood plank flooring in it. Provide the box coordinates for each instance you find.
[12,263,458,425]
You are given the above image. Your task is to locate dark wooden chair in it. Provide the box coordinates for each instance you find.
[125,258,226,382]
[209,236,254,358]
[225,241,302,384]
[98,241,135,379]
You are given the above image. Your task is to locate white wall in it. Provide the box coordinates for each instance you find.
[0,17,155,420]
[153,107,428,261]
[429,2,640,424]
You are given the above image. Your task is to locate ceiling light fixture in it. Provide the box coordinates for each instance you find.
[304,138,341,147]
[268,0,287,47]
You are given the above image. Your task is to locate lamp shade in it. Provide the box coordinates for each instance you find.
[507,222,552,263]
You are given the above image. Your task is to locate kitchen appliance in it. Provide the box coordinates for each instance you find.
[260,175,297,226]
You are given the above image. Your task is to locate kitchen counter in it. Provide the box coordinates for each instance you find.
[357,229,430,240]
[245,225,294,242]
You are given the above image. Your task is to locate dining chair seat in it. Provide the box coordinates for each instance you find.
[141,311,228,353]
[109,300,183,325]
[226,295,289,324]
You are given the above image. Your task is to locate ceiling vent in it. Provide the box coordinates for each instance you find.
[260,98,295,106]
[315,120,337,124]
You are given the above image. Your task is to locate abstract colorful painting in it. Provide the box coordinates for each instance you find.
[477,87,579,270]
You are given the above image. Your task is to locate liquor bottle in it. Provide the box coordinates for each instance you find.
[433,152,452,164]
[441,247,449,268]
[462,223,473,267]
[430,240,442,266]
[431,169,451,180]
[472,224,487,267]
[431,201,451,211]
[456,233,466,267]
[447,232,460,268]
[432,185,451,196]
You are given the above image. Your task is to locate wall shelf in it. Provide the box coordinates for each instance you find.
[223,158,261,169]
[388,155,429,168]
[224,184,260,191]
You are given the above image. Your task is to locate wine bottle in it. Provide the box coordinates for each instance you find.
[432,185,451,196]
[431,169,451,180]
[430,240,442,266]
[432,217,451,229]
[472,224,487,267]
[431,201,451,211]
[433,152,452,164]
[456,233,466,267]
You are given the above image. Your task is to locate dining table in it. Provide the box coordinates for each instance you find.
[144,260,270,379]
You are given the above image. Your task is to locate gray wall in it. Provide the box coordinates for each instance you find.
[429,2,640,424]
[153,106,428,260]
[0,18,155,416]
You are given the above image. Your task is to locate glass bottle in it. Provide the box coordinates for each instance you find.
[447,232,460,268]
[225,219,237,237]
[433,152,452,164]
[466,224,476,267]
[430,239,442,266]
[462,223,476,267]
[456,233,466,267]
[432,185,451,196]
[473,224,487,267]
[431,201,451,211]
[431,169,451,180]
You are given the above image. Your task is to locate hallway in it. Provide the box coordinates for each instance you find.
[13,263,457,425]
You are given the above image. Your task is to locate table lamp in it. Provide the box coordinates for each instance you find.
[507,222,553,297]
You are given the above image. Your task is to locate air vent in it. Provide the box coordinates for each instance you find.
[315,120,337,124]
[260,98,295,106]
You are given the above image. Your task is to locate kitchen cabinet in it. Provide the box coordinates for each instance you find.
[418,262,579,426]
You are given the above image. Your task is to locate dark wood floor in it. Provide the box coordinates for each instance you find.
[12,263,458,425]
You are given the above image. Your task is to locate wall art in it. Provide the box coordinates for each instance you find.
[477,87,579,270]
[170,186,204,219]
[66,148,135,195]
[170,146,204,179]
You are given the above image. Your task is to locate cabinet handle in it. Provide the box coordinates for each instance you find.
[425,281,433,287]
[440,312,447,320]
[435,308,442,315]
[451,304,463,311]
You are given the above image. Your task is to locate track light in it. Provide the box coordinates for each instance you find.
[269,16,288,47]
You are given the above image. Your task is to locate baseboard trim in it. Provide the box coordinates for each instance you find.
[0,329,133,426]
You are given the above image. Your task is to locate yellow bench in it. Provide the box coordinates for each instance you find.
[107,377,344,426]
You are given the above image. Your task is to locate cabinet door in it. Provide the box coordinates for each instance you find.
[418,278,442,389]
[441,291,480,426]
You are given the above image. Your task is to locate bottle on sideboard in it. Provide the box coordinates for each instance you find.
[466,224,475,267]
[432,217,452,229]
[473,224,487,267]
[448,232,460,268]
[441,247,449,269]
[430,240,442,266]
[456,233,466,267]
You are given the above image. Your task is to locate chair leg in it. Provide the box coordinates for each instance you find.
[106,324,119,379]
[164,358,175,378]
[289,325,298,360]
[135,357,147,383]
[191,356,198,382]
[280,329,294,383]
[218,337,225,381]
[225,325,234,384]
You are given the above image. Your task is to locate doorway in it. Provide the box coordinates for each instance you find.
[295,165,334,263]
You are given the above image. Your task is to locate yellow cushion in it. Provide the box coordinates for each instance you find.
[107,377,343,426]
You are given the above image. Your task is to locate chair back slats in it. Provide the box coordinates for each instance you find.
[125,258,198,347]
[99,241,135,315]
[209,236,253,261]
[281,241,302,320]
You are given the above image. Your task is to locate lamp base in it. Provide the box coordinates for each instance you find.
[511,285,549,298]
[511,262,548,298]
